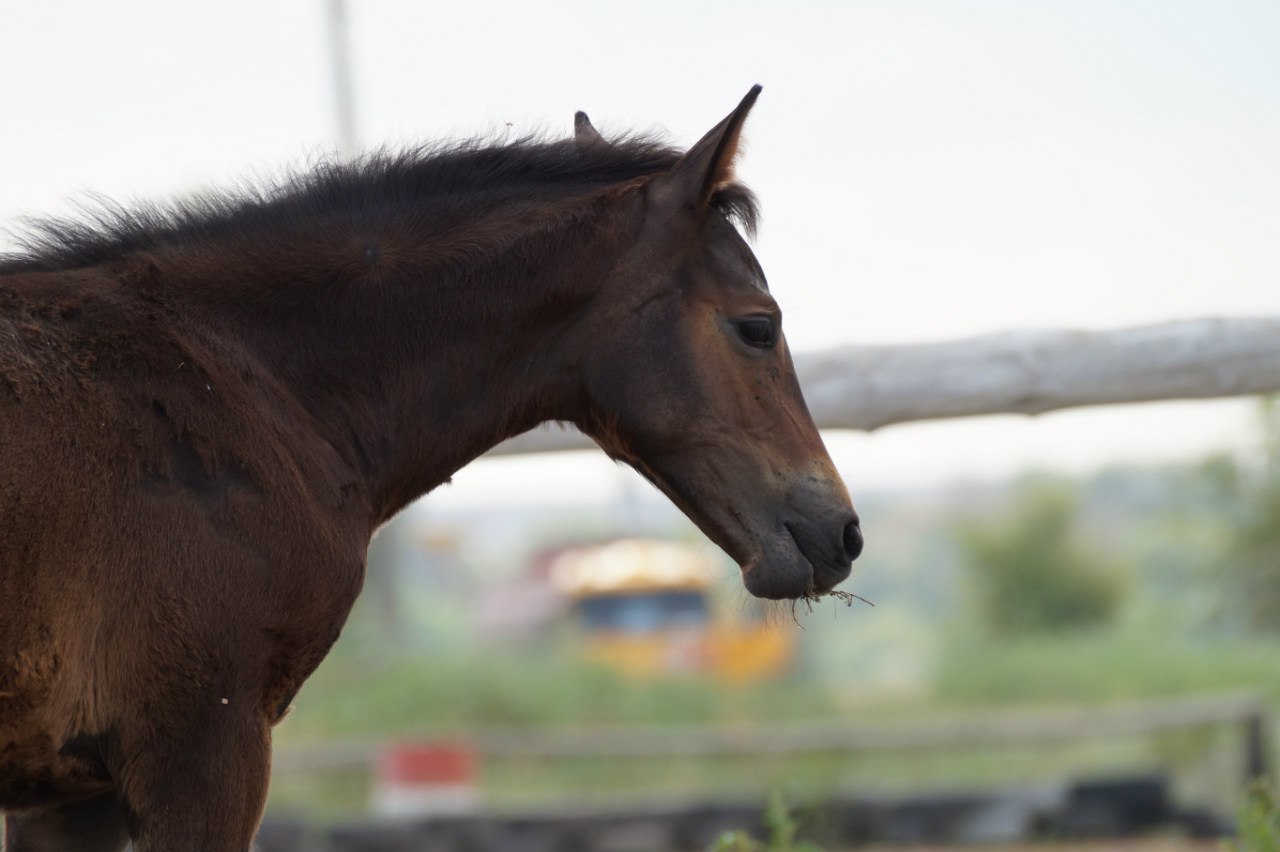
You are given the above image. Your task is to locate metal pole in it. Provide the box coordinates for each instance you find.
[326,0,358,158]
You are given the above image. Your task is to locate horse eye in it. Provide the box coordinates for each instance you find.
[735,317,776,349]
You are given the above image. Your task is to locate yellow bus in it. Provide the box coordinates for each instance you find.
[548,539,793,681]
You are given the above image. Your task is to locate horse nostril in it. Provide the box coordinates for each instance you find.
[842,519,864,562]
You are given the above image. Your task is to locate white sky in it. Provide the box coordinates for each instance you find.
[3,0,1278,502]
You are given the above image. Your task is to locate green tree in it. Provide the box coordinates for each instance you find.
[954,481,1125,634]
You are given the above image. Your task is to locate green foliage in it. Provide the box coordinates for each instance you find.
[953,481,1125,634]
[278,648,844,741]
[708,832,759,852]
[707,794,825,852]
[935,633,1280,707]
[1229,782,1280,852]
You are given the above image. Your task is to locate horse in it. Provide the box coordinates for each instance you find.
[0,86,861,850]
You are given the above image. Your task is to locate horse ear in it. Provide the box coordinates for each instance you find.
[660,84,762,206]
[574,111,607,150]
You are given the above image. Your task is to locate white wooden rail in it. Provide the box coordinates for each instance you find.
[490,317,1280,456]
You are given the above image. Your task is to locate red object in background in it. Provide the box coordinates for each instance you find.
[371,741,480,817]
[377,742,476,786]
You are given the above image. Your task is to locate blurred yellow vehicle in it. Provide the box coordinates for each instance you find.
[548,539,793,681]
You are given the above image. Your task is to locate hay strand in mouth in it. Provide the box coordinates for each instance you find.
[790,587,874,624]
[813,588,874,607]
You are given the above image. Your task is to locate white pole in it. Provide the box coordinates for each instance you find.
[326,0,358,158]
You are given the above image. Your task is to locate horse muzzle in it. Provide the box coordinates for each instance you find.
[741,490,862,600]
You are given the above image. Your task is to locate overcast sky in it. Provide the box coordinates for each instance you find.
[3,0,1278,502]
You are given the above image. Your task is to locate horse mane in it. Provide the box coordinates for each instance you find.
[0,132,759,275]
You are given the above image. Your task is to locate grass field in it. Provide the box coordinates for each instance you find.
[266,632,1279,824]
[277,633,1280,738]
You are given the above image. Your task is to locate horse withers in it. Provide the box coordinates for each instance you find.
[0,86,861,850]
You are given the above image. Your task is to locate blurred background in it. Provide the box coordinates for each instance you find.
[4,1,1279,848]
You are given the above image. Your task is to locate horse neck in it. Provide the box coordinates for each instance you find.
[188,200,627,525]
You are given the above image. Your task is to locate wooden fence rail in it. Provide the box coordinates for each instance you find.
[274,691,1271,783]
[489,316,1280,455]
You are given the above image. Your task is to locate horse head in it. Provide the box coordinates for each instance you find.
[573,87,862,600]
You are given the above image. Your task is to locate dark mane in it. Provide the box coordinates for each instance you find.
[0,133,759,275]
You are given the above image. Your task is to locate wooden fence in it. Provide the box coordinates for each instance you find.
[490,316,1280,455]
[274,690,1271,783]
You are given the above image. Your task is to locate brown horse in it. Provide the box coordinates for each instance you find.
[0,87,861,850]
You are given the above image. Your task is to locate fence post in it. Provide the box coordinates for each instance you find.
[1244,706,1272,785]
